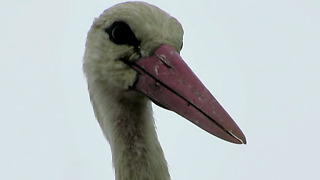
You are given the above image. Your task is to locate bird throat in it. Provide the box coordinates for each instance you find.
[98,90,171,180]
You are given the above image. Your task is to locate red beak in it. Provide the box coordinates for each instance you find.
[129,45,246,144]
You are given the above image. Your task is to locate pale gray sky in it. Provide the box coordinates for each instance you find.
[1,0,319,179]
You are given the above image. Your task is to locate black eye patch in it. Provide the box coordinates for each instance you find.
[105,21,141,47]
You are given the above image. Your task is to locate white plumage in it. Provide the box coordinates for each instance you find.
[83,2,245,180]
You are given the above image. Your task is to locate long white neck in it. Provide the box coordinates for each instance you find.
[88,81,170,180]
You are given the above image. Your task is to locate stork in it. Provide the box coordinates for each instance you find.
[83,2,246,180]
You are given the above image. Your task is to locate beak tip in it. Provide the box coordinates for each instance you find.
[227,129,246,144]
[237,134,247,145]
[241,138,247,145]
[232,137,247,145]
[235,132,247,144]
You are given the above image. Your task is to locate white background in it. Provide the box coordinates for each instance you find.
[1,0,319,179]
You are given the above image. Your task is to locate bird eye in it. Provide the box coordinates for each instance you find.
[105,21,141,47]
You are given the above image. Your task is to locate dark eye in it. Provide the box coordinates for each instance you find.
[105,21,141,47]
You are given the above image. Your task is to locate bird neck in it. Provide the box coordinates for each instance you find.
[90,84,170,180]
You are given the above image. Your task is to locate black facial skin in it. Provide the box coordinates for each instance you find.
[105,21,141,47]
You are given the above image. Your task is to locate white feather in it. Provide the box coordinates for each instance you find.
[83,2,184,180]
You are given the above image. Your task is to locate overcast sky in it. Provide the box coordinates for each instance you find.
[1,0,319,179]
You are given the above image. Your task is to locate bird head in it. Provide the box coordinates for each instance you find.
[83,2,183,90]
[83,2,246,144]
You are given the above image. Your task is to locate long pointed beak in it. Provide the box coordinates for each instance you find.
[128,45,246,144]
